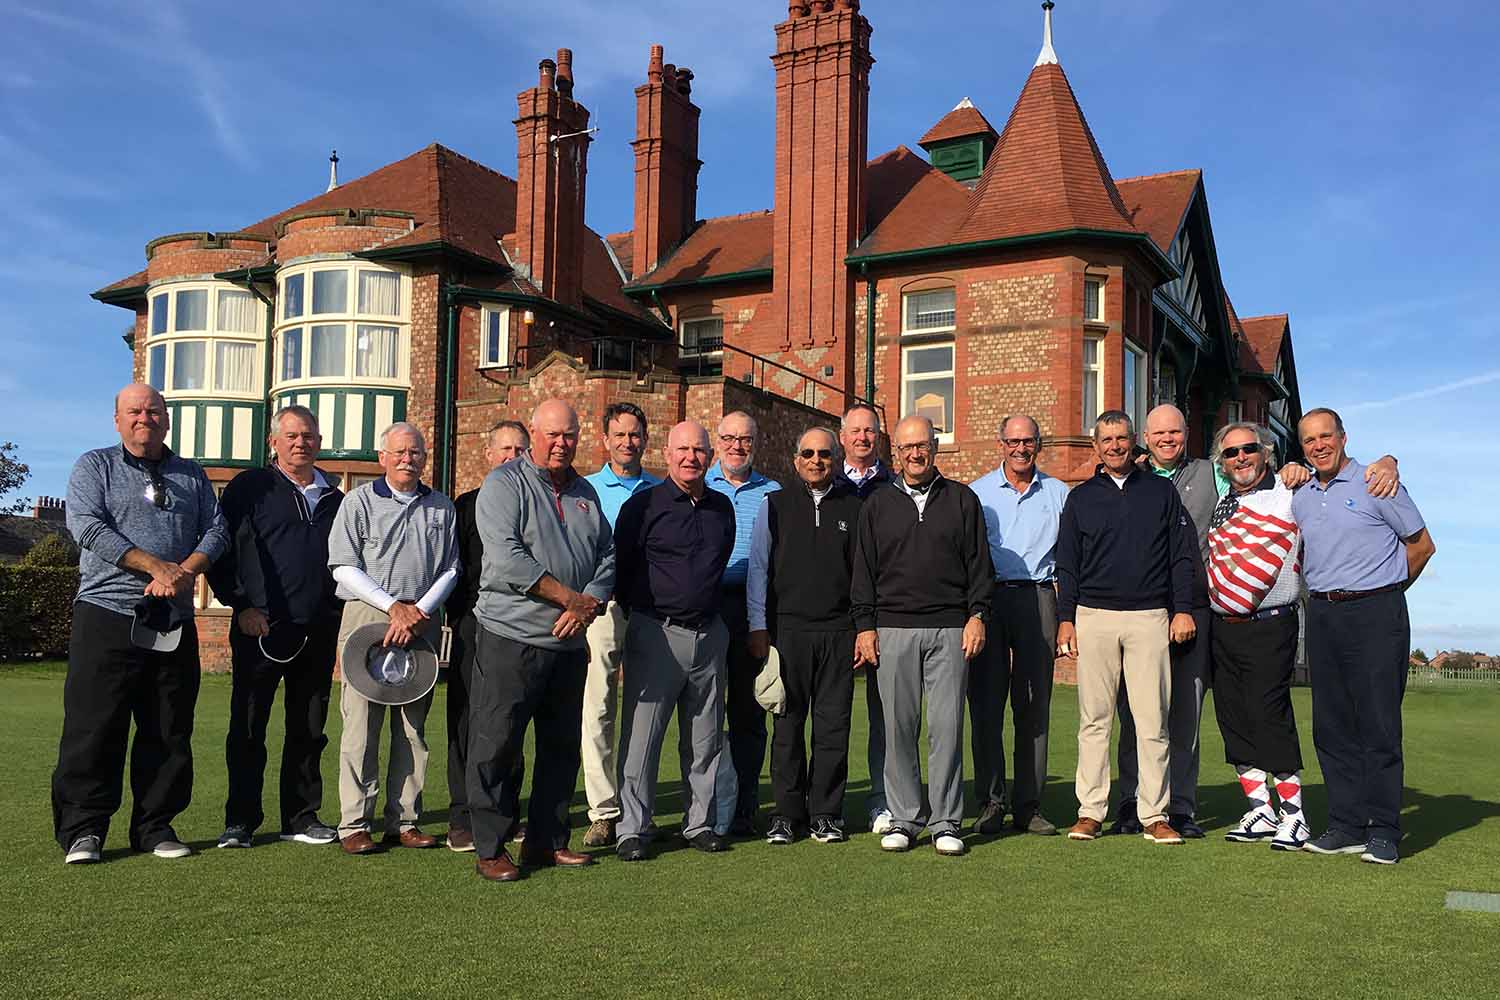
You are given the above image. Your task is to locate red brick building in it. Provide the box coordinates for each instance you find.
[92,2,1301,668]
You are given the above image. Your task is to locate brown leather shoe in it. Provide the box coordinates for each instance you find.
[521,846,594,869]
[1142,820,1184,845]
[446,827,475,853]
[582,818,616,848]
[476,852,522,882]
[340,831,379,855]
[1067,817,1102,841]
[387,827,438,849]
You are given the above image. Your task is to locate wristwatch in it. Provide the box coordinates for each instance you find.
[970,609,987,623]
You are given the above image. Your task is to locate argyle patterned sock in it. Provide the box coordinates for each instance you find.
[1274,772,1303,816]
[1237,766,1271,810]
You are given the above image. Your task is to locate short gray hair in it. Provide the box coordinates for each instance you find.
[272,404,319,434]
[378,421,426,452]
[796,426,843,462]
[1211,421,1276,470]
[998,413,1041,441]
[1093,409,1134,439]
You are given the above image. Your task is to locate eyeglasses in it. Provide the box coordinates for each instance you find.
[718,434,755,448]
[384,448,427,459]
[1219,442,1263,460]
[799,448,833,459]
[143,471,172,510]
[894,441,934,455]
[1002,437,1039,449]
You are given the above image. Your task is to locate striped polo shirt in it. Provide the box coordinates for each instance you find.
[706,462,781,587]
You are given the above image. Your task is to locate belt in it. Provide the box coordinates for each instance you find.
[637,609,713,632]
[1308,582,1404,603]
[1216,604,1297,624]
[995,579,1048,589]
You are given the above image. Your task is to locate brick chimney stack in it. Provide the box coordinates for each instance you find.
[768,0,873,392]
[31,496,66,523]
[514,49,592,308]
[631,43,702,279]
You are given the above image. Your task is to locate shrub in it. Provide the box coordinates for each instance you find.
[0,565,78,660]
[20,532,79,568]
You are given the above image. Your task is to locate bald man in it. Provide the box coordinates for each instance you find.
[54,384,229,864]
[468,400,615,881]
[613,421,737,861]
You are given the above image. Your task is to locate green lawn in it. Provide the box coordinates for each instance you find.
[1,662,1497,1000]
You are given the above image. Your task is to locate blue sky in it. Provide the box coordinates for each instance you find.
[1,0,1495,652]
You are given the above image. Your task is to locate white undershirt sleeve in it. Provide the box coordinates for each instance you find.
[415,567,459,617]
[332,564,398,613]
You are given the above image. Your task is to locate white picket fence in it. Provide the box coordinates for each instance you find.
[1408,668,1500,686]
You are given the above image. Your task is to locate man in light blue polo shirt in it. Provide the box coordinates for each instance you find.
[1292,407,1434,865]
[706,410,782,835]
[968,414,1070,836]
[578,402,661,848]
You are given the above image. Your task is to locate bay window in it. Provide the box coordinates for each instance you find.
[145,279,264,399]
[273,261,409,388]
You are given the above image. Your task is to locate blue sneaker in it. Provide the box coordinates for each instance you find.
[1303,828,1367,855]
[1360,837,1399,865]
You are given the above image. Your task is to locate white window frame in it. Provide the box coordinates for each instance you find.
[144,279,265,401]
[1082,335,1104,432]
[1084,277,1105,324]
[273,260,410,391]
[679,316,724,358]
[901,286,957,334]
[1124,340,1148,434]
[1225,400,1243,424]
[901,341,955,444]
[479,306,511,368]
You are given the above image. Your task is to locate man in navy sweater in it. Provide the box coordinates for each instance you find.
[1056,410,1197,846]
[209,405,345,849]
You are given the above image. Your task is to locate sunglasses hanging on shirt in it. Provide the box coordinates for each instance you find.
[143,469,173,510]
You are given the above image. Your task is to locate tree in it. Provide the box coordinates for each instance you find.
[0,441,29,515]
[20,532,78,567]
[1411,648,1429,664]
[1447,651,1476,671]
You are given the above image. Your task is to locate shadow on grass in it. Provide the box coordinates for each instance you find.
[1401,789,1500,857]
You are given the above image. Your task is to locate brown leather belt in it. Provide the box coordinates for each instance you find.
[1308,582,1404,603]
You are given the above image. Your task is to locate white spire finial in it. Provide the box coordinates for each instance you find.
[1035,1,1059,67]
[326,149,340,192]
[954,96,975,110]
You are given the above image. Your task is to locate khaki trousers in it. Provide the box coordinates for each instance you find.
[1074,606,1171,826]
[336,601,433,837]
[581,601,627,822]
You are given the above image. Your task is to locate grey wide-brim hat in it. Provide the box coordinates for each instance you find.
[341,623,439,706]
[753,645,786,715]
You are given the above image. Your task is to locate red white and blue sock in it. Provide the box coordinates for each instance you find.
[1274,772,1303,816]
[1237,766,1273,814]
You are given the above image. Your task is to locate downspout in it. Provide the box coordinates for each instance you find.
[861,262,876,401]
[440,286,460,496]
[649,288,672,327]
[245,266,274,464]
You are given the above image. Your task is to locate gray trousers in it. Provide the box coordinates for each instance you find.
[864,665,887,820]
[1117,607,1211,817]
[615,614,729,841]
[876,626,968,836]
[968,584,1057,819]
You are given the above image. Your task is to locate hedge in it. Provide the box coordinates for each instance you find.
[0,566,78,660]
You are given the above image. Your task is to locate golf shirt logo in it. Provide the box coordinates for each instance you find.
[576,499,591,513]
[838,519,848,532]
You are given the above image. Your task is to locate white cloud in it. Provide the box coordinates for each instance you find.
[1341,369,1500,413]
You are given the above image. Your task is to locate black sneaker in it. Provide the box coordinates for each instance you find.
[810,817,847,843]
[65,834,102,865]
[280,821,338,846]
[688,830,728,853]
[617,836,648,862]
[1106,801,1142,836]
[1303,828,1367,855]
[766,817,795,845]
[1169,813,1205,839]
[1360,837,1399,865]
[217,824,253,849]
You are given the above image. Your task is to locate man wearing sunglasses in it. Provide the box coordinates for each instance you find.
[208,405,345,851]
[747,427,865,845]
[851,415,993,857]
[705,411,782,836]
[967,414,1070,837]
[54,383,229,864]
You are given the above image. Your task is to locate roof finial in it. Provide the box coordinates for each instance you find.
[1035,1,1059,67]
[326,149,340,192]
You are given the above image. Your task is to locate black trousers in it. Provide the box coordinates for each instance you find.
[770,627,855,824]
[52,601,201,852]
[1211,609,1302,775]
[968,584,1057,818]
[722,587,766,819]
[223,615,337,833]
[445,613,523,834]
[1306,590,1410,841]
[466,627,586,859]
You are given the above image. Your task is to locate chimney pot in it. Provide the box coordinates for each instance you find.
[788,1,810,17]
[675,67,694,96]
[648,44,664,83]
[538,58,556,90]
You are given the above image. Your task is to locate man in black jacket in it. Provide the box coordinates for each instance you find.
[851,415,993,857]
[1055,410,1197,846]
[209,405,344,848]
[441,420,529,852]
[748,427,865,845]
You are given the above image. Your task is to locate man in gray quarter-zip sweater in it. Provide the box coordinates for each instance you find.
[468,399,615,882]
[53,383,229,865]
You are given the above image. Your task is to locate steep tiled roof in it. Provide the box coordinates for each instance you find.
[955,62,1136,242]
[626,210,773,288]
[1115,169,1201,255]
[853,147,972,257]
[93,268,149,299]
[918,97,998,146]
[1240,313,1289,376]
[582,227,658,322]
[604,231,634,281]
